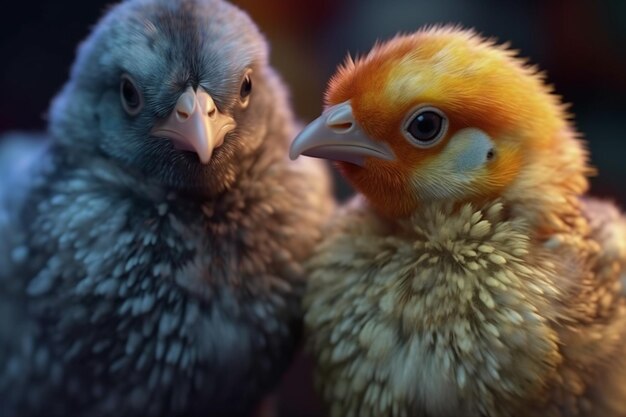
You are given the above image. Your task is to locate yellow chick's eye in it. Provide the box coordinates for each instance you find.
[403,106,448,148]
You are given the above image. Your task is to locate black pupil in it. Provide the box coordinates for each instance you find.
[407,111,442,142]
[240,76,252,99]
[122,79,139,108]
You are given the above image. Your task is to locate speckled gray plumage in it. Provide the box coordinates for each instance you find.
[0,0,333,415]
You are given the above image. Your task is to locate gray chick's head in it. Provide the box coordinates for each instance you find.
[50,0,282,194]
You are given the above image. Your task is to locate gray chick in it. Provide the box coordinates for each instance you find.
[0,0,334,415]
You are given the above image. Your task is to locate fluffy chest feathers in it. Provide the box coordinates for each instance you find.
[304,197,626,417]
[20,158,304,293]
[5,156,315,415]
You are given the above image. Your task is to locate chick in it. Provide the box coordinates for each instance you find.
[290,26,626,417]
[0,0,333,415]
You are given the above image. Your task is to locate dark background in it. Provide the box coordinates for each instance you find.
[1,0,625,203]
[1,1,625,415]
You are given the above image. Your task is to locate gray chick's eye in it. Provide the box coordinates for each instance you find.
[239,72,252,106]
[120,74,143,116]
[403,106,448,148]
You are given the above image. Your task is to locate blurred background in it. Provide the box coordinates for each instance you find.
[1,0,624,204]
[0,0,624,415]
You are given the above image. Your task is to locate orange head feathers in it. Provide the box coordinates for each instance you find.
[290,26,589,220]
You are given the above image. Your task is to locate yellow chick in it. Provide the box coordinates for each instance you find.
[290,26,626,417]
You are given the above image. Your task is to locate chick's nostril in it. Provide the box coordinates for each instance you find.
[176,110,190,121]
[328,122,353,133]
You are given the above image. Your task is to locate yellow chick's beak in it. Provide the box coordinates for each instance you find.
[289,101,395,167]
[151,87,235,164]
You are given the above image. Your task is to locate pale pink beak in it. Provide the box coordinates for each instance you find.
[151,87,236,164]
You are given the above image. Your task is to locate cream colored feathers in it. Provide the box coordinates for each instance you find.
[304,197,626,417]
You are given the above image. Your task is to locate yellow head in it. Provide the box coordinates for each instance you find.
[290,26,587,219]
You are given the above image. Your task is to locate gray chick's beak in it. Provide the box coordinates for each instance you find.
[151,87,235,164]
[289,101,395,167]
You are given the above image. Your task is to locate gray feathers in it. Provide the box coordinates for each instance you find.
[0,0,334,415]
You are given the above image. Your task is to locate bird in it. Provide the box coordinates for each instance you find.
[290,26,626,417]
[0,0,334,415]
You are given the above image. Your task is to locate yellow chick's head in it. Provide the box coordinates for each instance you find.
[290,26,590,222]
